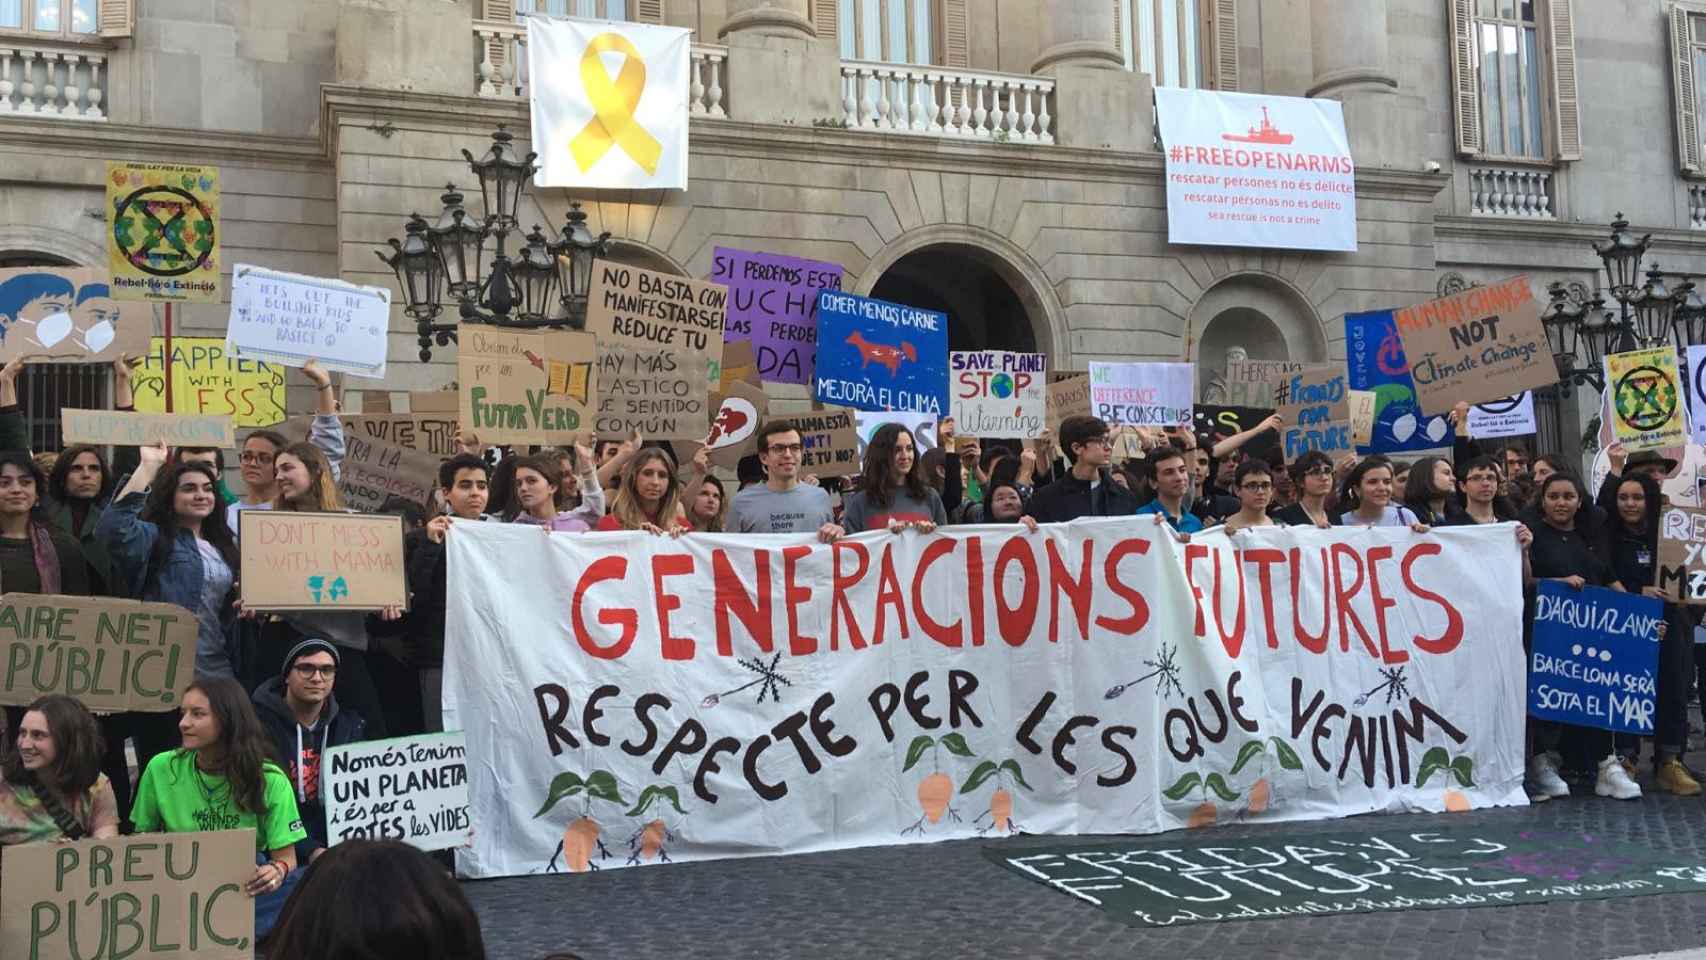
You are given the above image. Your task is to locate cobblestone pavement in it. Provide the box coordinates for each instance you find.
[464,777,1706,960]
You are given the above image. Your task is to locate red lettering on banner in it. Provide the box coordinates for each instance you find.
[965,536,987,646]
[1330,543,1379,660]
[1290,547,1330,654]
[1364,545,1404,664]
[1403,542,1464,655]
[1183,543,1209,637]
[830,541,870,651]
[1094,538,1150,635]
[714,548,774,657]
[782,545,816,656]
[994,537,1040,646]
[573,556,637,659]
[1045,538,1094,642]
[652,554,696,661]
[1211,548,1248,660]
[873,544,910,644]
[1242,548,1285,649]
[912,537,962,648]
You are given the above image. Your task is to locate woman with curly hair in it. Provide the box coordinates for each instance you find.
[131,677,306,936]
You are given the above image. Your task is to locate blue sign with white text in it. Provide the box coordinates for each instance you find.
[1345,309,1453,453]
[1529,581,1662,734]
[814,290,948,414]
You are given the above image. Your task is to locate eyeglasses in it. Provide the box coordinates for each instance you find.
[1240,482,1274,492]
[765,443,804,455]
[292,664,337,679]
[239,453,275,466]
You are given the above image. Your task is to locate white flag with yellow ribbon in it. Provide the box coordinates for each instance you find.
[527,16,690,190]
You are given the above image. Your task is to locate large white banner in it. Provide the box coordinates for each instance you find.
[528,16,690,190]
[445,521,1526,878]
[1155,89,1357,252]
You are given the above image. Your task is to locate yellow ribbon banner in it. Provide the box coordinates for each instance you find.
[570,32,663,175]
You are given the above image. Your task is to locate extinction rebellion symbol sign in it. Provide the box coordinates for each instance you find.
[105,162,221,303]
[1615,365,1678,432]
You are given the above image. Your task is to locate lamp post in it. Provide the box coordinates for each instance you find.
[378,126,614,362]
[1540,214,1704,395]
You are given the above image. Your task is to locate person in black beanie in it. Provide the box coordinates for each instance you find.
[252,638,368,864]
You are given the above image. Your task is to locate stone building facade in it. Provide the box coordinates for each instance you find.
[4,0,1706,454]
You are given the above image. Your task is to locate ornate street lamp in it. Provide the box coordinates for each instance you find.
[513,225,563,324]
[426,184,488,300]
[551,202,611,329]
[1628,264,1679,348]
[461,125,534,231]
[1593,213,1651,300]
[377,215,454,362]
[1674,279,1706,350]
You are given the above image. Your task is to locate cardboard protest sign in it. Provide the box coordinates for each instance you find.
[63,409,235,448]
[1275,364,1352,459]
[1217,360,1303,407]
[106,161,221,303]
[1393,277,1555,416]
[711,247,843,385]
[1606,346,1689,452]
[1346,309,1452,453]
[1045,373,1090,434]
[1660,504,1706,604]
[0,266,151,363]
[339,432,443,513]
[854,410,940,456]
[409,390,459,414]
[1193,405,1280,462]
[1348,389,1376,447]
[326,733,471,851]
[1468,393,1537,439]
[1688,344,1706,446]
[1529,581,1661,734]
[459,328,596,446]
[133,337,286,427]
[814,291,948,414]
[227,264,391,379]
[1087,362,1192,427]
[704,381,768,469]
[792,407,861,473]
[586,261,726,362]
[1,829,255,958]
[0,594,196,712]
[240,511,408,612]
[950,351,1046,438]
[283,412,458,457]
[595,347,712,441]
[717,339,762,392]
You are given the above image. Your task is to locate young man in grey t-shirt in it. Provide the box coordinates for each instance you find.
[729,421,844,541]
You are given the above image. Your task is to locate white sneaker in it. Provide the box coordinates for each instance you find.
[1527,753,1570,798]
[1596,753,1642,800]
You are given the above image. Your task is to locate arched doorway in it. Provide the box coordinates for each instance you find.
[1187,273,1327,400]
[868,243,1037,353]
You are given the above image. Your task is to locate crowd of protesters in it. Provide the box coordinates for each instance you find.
[0,350,1699,956]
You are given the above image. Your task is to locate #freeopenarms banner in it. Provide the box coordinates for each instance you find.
[445,520,1527,878]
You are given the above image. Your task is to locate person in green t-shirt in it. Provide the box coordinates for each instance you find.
[132,677,307,937]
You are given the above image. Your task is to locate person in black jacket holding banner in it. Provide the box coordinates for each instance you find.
[1023,415,1138,523]
[253,639,368,864]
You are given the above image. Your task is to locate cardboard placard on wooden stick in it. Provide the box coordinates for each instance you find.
[0,594,197,712]
[240,511,408,612]
[63,409,235,448]
[1,830,256,959]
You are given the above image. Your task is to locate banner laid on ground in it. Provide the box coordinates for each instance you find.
[228,264,391,379]
[1346,309,1452,453]
[0,594,197,712]
[106,161,221,303]
[239,511,407,612]
[1153,89,1356,252]
[1468,393,1537,439]
[1688,345,1706,446]
[62,409,235,448]
[1606,347,1689,452]
[527,17,691,190]
[1275,364,1351,459]
[135,337,286,426]
[1087,362,1192,427]
[1528,582,1661,735]
[712,247,843,386]
[1659,504,1706,604]
[1394,277,1553,416]
[460,328,597,445]
[445,520,1527,879]
[326,733,471,851]
[951,351,1045,438]
[815,291,948,414]
[0,266,150,362]
[1,829,256,958]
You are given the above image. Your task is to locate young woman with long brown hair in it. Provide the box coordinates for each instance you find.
[840,423,945,533]
[0,695,119,865]
[594,448,689,533]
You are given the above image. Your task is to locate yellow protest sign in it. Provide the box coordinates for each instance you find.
[1605,347,1689,452]
[106,161,221,303]
[133,336,286,427]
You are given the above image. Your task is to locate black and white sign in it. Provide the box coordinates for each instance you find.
[325,732,471,851]
[228,264,391,379]
[1467,393,1536,439]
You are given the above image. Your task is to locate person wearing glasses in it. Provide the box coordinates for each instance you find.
[1273,450,1335,528]
[728,420,844,541]
[226,359,345,532]
[252,638,367,865]
[1024,415,1139,523]
[1221,459,1279,533]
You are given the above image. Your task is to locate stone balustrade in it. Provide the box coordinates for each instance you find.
[0,43,107,120]
[474,21,725,117]
[1467,164,1555,219]
[839,61,1055,143]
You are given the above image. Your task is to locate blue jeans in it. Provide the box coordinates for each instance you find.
[254,853,301,939]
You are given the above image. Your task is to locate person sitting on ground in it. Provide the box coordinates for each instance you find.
[595,448,691,533]
[131,677,307,937]
[1222,459,1278,533]
[0,695,118,866]
[508,448,603,532]
[260,839,489,960]
[841,423,947,533]
[1023,415,1138,523]
[253,639,368,865]
[727,420,842,540]
[1135,445,1205,534]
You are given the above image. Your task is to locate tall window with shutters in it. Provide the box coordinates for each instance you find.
[1113,0,1237,90]
[836,0,934,64]
[0,0,129,38]
[515,0,630,19]
[1670,3,1706,175]
[1447,0,1579,161]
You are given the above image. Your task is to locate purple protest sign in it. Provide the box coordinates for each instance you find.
[711,247,845,385]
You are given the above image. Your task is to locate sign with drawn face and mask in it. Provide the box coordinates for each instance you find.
[0,266,150,363]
